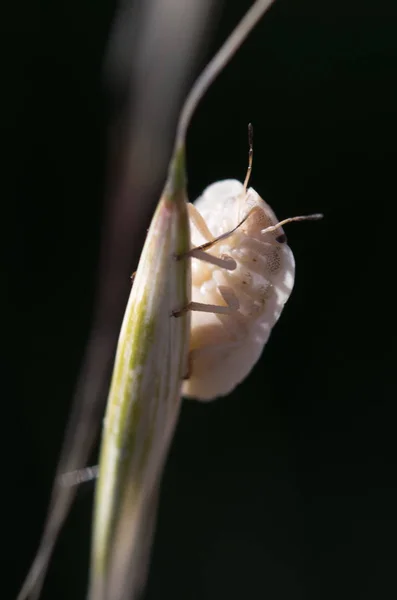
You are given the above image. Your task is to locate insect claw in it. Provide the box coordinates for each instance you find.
[171,303,192,318]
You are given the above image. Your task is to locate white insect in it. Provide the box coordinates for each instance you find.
[179,126,322,400]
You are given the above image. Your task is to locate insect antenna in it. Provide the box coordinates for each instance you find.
[243,122,254,193]
[262,213,324,241]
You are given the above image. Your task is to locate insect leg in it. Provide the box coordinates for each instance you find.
[189,248,237,270]
[178,206,261,270]
[172,285,239,318]
[188,206,260,253]
[187,203,215,242]
[176,286,241,381]
[185,204,237,270]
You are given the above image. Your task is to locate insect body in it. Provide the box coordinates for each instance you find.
[182,178,297,400]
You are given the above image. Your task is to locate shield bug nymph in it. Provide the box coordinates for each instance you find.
[176,125,322,400]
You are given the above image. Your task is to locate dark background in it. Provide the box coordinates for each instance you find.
[5,0,397,599]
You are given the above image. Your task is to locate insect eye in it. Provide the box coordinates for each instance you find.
[275,233,287,244]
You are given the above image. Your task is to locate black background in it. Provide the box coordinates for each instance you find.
[5,1,397,599]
